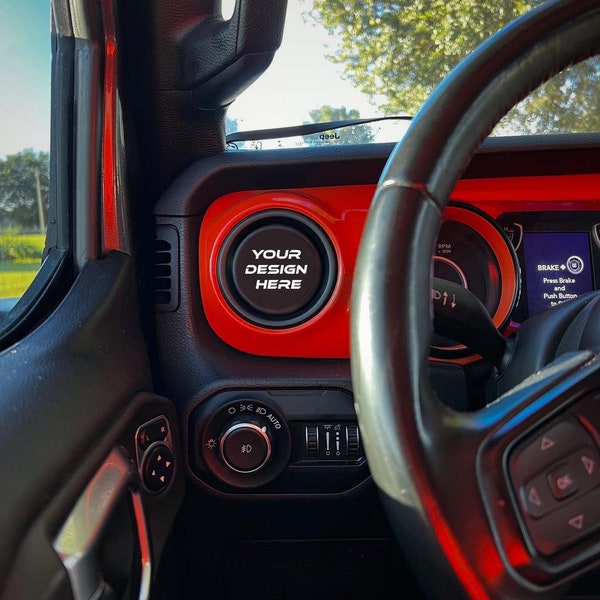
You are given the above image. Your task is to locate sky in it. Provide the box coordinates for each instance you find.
[0,0,52,159]
[226,0,380,131]
[0,0,396,159]
[225,1,412,147]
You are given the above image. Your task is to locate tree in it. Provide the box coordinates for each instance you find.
[309,1,600,134]
[0,149,49,231]
[303,105,375,145]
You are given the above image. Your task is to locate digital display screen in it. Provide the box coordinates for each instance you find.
[523,232,594,316]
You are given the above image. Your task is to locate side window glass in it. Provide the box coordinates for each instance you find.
[0,3,51,311]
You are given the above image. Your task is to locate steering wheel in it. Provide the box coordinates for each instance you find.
[351,1,600,598]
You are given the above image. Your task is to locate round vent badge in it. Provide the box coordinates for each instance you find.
[218,210,337,328]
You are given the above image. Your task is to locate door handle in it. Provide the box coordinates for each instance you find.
[53,448,151,600]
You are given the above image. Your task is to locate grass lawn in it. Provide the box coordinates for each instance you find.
[0,269,38,299]
[17,233,46,252]
[0,232,46,299]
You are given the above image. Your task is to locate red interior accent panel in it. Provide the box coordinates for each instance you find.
[199,174,600,358]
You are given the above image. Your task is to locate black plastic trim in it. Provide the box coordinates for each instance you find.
[155,134,600,217]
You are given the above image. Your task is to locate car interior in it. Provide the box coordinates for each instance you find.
[1,0,600,599]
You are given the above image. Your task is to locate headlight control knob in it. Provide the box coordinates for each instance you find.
[196,399,291,489]
[219,420,272,473]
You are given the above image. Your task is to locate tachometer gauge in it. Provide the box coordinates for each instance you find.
[431,203,521,359]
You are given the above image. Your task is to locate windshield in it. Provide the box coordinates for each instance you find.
[226,0,600,145]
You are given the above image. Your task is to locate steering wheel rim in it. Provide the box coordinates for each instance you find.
[351,1,600,598]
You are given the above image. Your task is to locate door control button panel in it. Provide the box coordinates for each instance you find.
[135,415,175,494]
[137,417,169,450]
[142,444,175,493]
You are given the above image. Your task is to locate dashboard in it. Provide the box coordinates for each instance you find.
[197,174,600,361]
[153,137,600,496]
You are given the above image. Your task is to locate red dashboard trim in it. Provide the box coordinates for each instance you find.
[199,175,600,358]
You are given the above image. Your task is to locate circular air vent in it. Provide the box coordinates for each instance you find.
[217,210,337,328]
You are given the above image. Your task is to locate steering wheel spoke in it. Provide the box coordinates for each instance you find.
[478,352,600,586]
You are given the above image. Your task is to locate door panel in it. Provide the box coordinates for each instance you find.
[0,252,182,600]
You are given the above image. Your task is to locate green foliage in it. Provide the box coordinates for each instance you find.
[0,149,49,231]
[309,1,600,134]
[0,228,44,263]
[0,150,48,299]
[308,105,361,123]
[303,104,375,145]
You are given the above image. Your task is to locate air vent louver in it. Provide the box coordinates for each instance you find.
[154,226,179,312]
